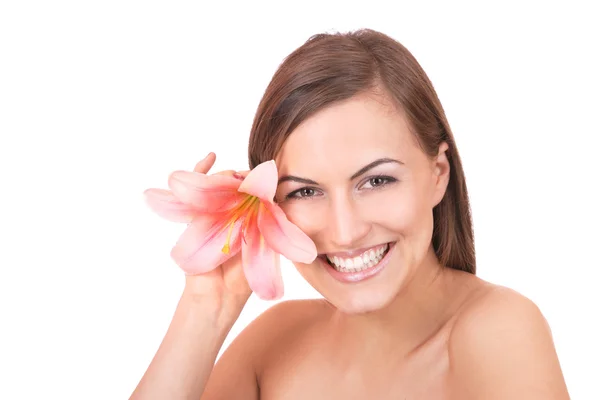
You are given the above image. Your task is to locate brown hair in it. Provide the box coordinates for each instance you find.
[247,29,475,274]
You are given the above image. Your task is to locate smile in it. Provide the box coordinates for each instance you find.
[319,242,395,283]
[325,243,390,273]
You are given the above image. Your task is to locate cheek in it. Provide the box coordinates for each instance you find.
[360,187,432,234]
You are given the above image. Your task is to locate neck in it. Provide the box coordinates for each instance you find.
[327,246,457,358]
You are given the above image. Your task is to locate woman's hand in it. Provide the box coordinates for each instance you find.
[181,153,252,319]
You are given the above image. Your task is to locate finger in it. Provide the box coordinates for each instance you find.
[233,170,250,180]
[193,152,217,174]
[214,170,236,177]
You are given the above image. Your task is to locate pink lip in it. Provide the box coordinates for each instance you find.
[320,242,395,283]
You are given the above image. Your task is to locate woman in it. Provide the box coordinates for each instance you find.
[131,29,570,399]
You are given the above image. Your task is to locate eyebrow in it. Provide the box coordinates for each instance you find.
[277,157,403,185]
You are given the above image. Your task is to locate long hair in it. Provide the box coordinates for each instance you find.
[247,29,475,274]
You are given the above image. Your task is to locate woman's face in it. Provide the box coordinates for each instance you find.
[274,92,450,314]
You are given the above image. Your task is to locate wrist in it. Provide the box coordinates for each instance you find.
[179,289,249,331]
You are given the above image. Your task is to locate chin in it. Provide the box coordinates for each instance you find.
[294,241,410,315]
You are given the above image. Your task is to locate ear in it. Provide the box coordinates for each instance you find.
[431,141,450,207]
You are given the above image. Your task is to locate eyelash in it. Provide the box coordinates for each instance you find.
[284,175,398,201]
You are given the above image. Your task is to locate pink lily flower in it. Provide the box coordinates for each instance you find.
[143,160,317,300]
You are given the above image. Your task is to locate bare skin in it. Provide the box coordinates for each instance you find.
[207,258,568,399]
[132,91,570,399]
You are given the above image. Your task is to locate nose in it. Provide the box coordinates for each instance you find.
[327,192,371,248]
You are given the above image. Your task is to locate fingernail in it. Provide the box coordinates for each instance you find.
[233,172,244,180]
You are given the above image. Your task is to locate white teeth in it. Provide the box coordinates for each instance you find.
[326,243,389,273]
[369,250,376,261]
[362,253,370,264]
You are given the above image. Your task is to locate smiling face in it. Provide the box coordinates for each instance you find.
[274,91,450,314]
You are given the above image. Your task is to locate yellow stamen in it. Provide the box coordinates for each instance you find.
[221,221,236,254]
[220,195,260,254]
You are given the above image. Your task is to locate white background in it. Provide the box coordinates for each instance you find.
[1,1,598,399]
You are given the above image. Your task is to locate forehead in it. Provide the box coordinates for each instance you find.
[276,92,420,176]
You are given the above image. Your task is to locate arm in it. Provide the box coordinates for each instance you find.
[448,287,570,399]
[200,313,264,400]
[129,292,251,400]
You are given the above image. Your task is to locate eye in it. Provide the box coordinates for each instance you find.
[286,187,320,200]
[361,175,396,190]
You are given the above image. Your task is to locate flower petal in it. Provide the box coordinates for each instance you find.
[143,188,198,223]
[171,214,243,274]
[237,160,278,203]
[168,171,244,212]
[242,217,284,300]
[258,202,317,264]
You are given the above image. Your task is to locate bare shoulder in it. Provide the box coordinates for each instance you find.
[202,299,327,398]
[247,298,330,339]
[447,285,570,399]
[222,298,329,364]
